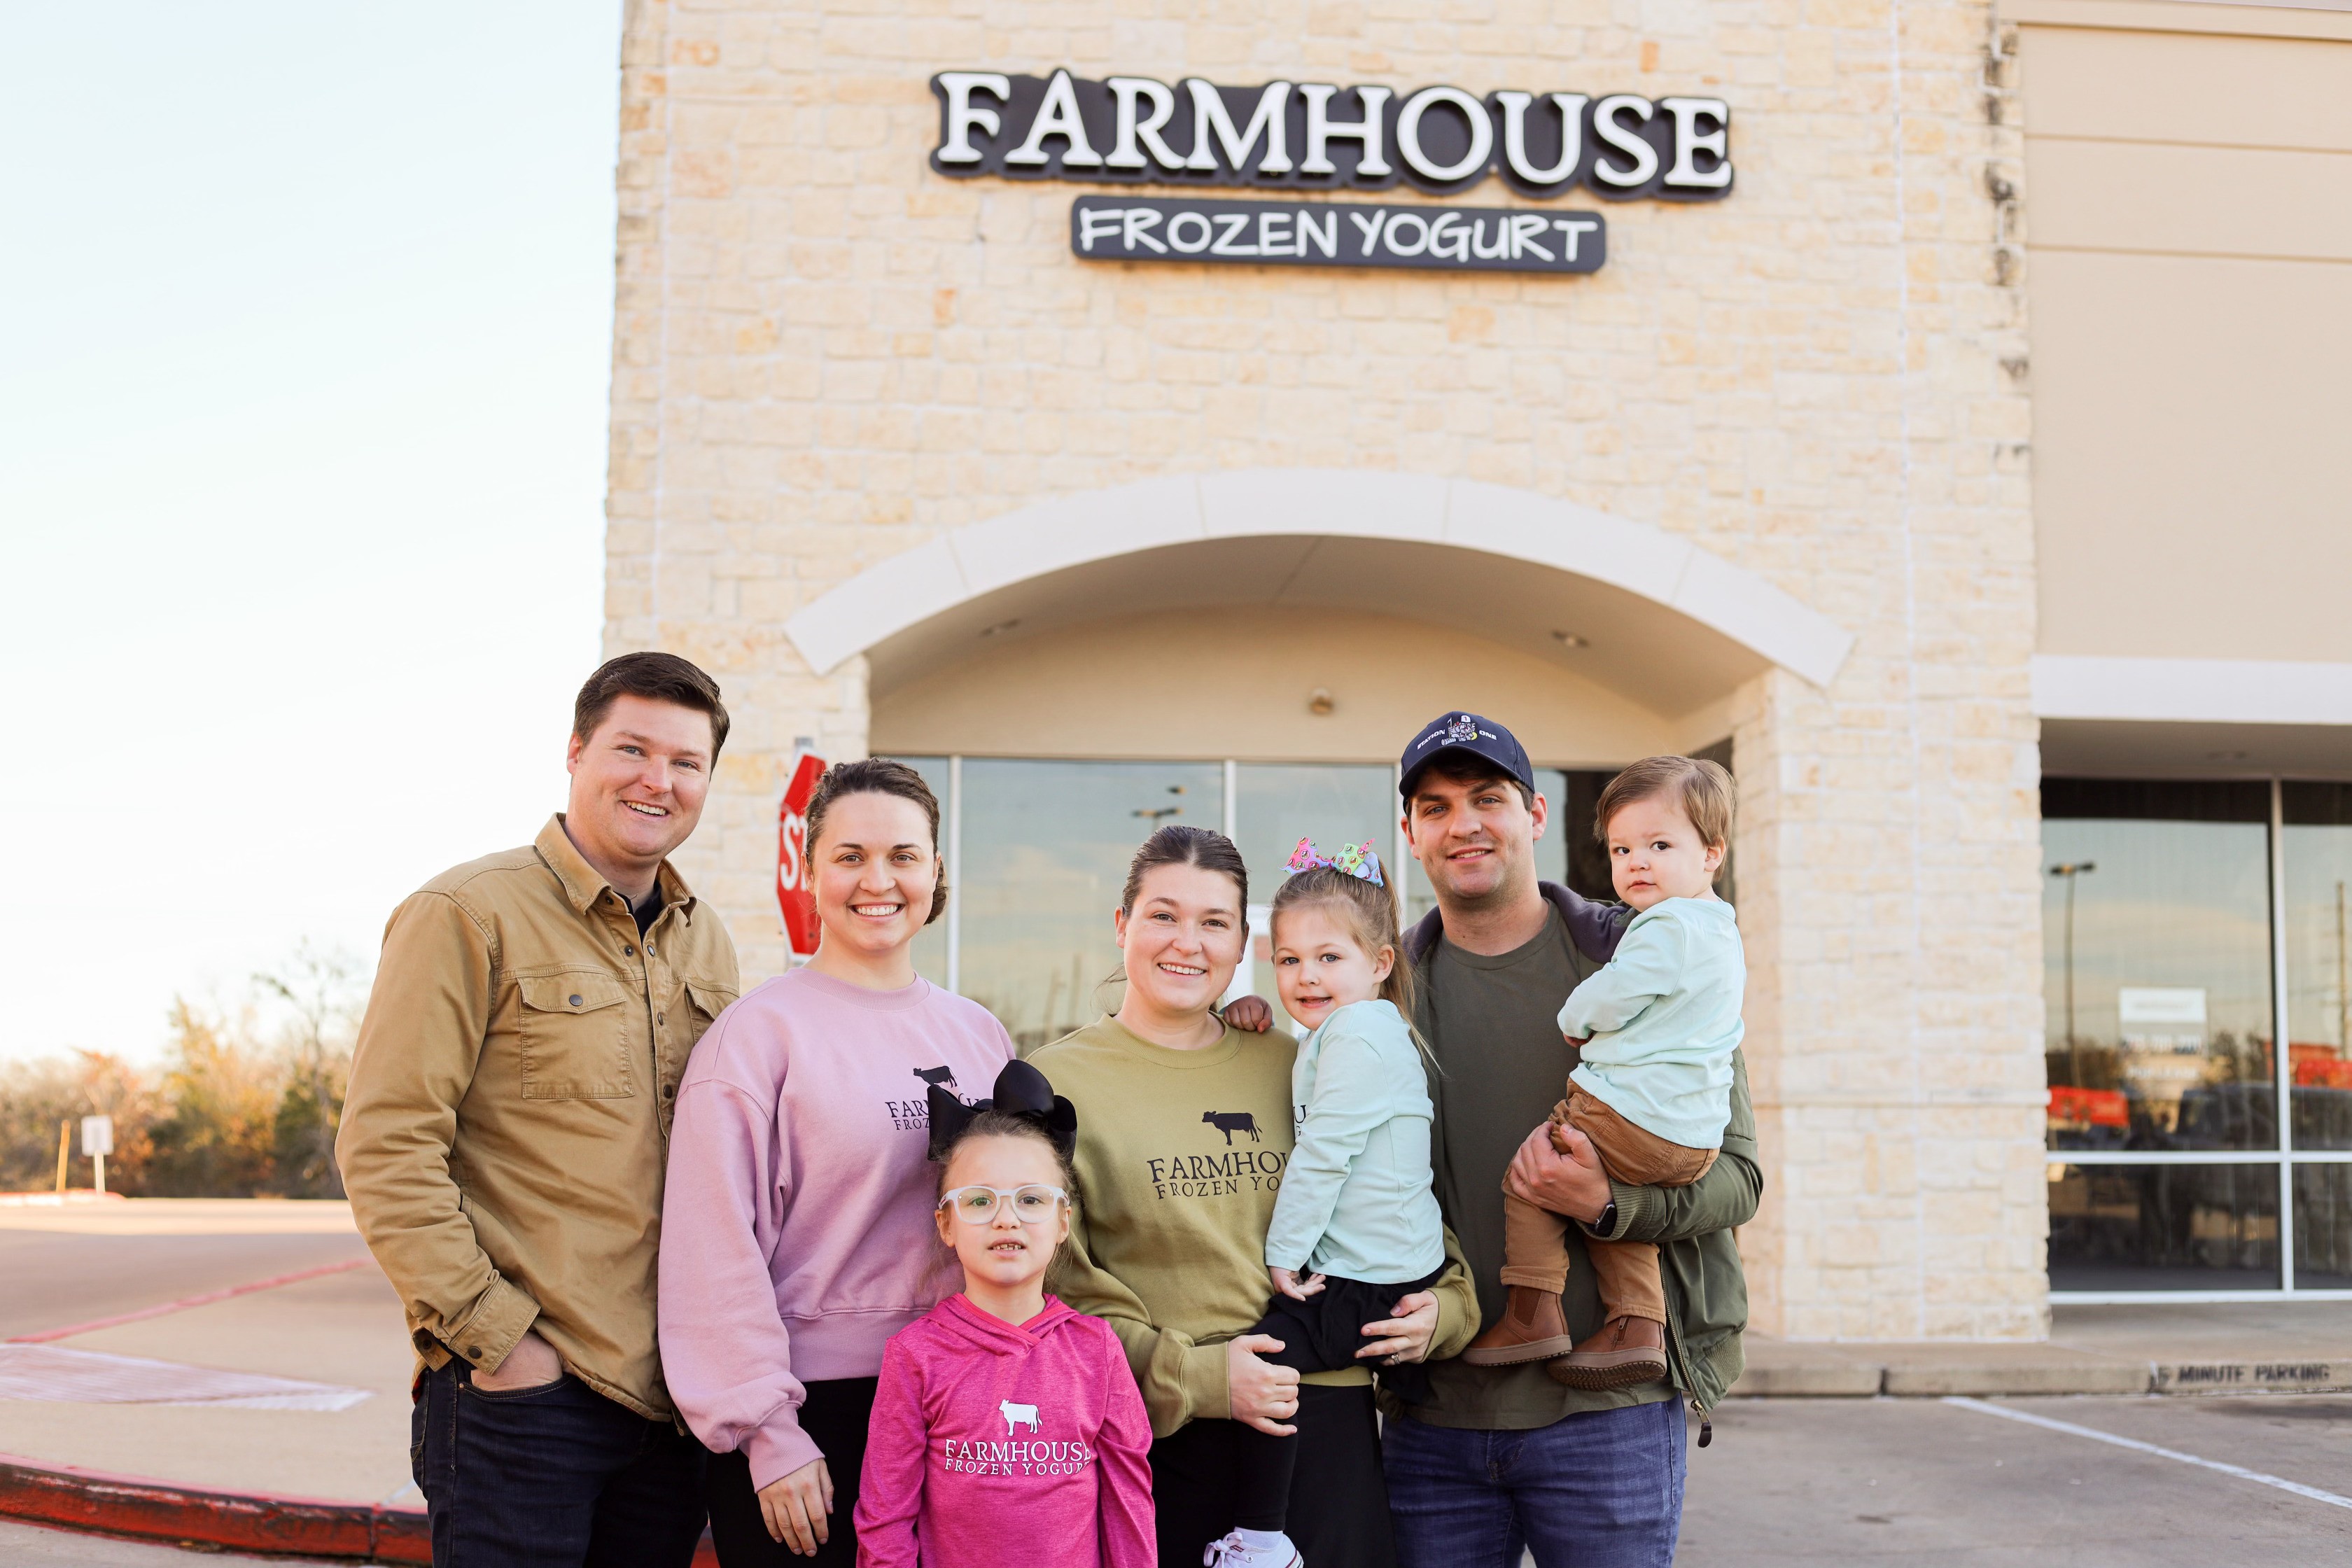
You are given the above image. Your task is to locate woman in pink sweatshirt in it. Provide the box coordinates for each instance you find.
[853,1067,1153,1568]
[660,760,1015,1566]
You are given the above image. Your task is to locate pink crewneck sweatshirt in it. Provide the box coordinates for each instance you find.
[659,967,1014,1489]
[854,1294,1154,1568]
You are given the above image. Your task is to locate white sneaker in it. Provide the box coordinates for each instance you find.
[1203,1530,1303,1567]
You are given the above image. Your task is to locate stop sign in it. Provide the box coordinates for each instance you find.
[777,751,827,957]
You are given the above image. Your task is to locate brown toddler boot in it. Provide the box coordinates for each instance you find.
[1547,1315,1670,1389]
[1460,1286,1576,1366]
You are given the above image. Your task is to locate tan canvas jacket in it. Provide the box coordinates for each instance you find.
[337,815,741,1420]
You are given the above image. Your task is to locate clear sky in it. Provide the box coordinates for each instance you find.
[1,4,624,1063]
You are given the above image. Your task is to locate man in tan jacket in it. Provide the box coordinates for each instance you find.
[338,652,741,1567]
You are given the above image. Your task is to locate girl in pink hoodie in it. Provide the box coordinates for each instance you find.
[853,1064,1154,1568]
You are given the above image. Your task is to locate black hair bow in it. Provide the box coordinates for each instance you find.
[927,1059,1079,1161]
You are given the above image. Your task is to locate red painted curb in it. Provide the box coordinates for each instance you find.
[9,1256,374,1345]
[0,1452,723,1563]
[0,1452,428,1561]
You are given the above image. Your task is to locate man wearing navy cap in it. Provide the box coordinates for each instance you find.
[1379,712,1760,1568]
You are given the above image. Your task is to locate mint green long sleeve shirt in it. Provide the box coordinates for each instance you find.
[1262,999,1447,1284]
[1558,897,1745,1149]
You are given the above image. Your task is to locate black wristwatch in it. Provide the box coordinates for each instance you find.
[1586,1200,1618,1239]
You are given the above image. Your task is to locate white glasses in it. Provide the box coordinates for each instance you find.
[937,1183,1068,1226]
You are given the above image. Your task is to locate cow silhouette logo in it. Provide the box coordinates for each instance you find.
[999,1399,1040,1436]
[912,1066,958,1090]
[1203,1110,1261,1146]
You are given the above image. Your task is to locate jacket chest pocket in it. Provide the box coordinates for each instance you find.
[682,979,734,1048]
[515,972,638,1100]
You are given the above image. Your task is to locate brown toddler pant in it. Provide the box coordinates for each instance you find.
[1499,1083,1717,1324]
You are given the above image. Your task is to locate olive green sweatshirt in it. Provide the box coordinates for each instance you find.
[1028,1016,1479,1438]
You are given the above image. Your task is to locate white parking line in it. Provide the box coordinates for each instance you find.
[1944,1396,2352,1511]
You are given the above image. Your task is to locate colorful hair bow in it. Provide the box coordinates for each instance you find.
[1285,836,1385,888]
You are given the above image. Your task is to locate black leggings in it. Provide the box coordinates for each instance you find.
[1152,1383,1397,1567]
[1233,1268,1443,1532]
[704,1376,877,1568]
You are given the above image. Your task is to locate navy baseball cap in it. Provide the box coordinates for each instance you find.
[1399,711,1535,800]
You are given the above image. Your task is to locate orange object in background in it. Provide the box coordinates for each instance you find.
[2293,1055,2352,1090]
[2047,1085,2129,1128]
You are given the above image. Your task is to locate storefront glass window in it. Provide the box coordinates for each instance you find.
[2046,1162,2281,1292]
[2040,780,2276,1154]
[2281,783,2352,1152]
[957,758,1224,1051]
[2293,1163,2352,1289]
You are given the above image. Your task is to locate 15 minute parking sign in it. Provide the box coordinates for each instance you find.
[1070,194,1604,276]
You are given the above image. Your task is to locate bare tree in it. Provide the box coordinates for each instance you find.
[253,941,367,1198]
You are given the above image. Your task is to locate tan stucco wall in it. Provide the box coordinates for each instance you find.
[870,607,1687,764]
[2022,18,2352,663]
[606,0,2047,1338]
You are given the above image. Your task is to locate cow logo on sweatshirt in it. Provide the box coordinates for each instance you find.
[1201,1110,1261,1146]
[940,1399,1094,1476]
[886,1065,970,1133]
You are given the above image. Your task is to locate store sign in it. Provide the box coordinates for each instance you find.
[931,70,1732,202]
[1072,195,1602,275]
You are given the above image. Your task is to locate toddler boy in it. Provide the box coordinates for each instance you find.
[1460,754,1744,1388]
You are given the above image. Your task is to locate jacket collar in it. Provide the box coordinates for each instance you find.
[536,813,700,922]
[1405,880,1581,966]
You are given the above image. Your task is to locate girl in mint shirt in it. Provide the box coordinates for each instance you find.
[1216,838,1450,1568]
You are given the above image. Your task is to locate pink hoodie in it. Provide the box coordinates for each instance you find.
[854,1294,1154,1568]
[659,967,1014,1489]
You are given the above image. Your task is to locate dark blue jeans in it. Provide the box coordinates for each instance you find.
[413,1362,707,1568]
[1383,1398,1686,1568]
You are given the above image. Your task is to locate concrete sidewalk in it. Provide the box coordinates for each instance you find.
[1731,1302,2352,1399]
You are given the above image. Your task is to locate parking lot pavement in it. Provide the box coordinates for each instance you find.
[0,1517,324,1565]
[1681,1393,2352,1566]
[0,1200,365,1340]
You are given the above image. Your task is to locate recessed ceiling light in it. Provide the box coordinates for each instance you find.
[1552,631,1589,648]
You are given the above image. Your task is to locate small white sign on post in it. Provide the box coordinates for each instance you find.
[80,1114,113,1196]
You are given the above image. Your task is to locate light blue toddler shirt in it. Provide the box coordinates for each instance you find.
[1559,897,1746,1149]
[1262,998,1446,1285]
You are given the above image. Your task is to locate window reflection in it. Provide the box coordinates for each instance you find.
[957,759,1224,1051]
[2293,1163,2352,1289]
[2283,783,2352,1152]
[2047,1162,2281,1292]
[2040,781,2276,1152]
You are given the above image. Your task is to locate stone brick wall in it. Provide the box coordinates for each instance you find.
[606,0,2048,1338]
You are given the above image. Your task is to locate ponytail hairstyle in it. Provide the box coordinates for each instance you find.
[1270,863,1418,1025]
[802,757,948,925]
[1119,822,1248,914]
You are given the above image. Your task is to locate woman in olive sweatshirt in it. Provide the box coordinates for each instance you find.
[1028,825,1478,1568]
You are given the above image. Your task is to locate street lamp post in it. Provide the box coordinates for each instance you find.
[2050,862,2098,1088]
